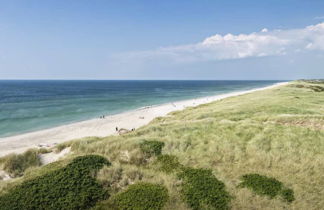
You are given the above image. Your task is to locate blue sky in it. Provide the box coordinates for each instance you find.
[0,0,324,80]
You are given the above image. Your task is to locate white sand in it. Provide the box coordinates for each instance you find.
[0,82,288,157]
[39,147,71,165]
[0,170,11,181]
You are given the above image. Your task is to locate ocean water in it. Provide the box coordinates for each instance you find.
[0,80,283,137]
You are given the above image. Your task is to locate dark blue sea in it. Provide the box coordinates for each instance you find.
[0,80,283,137]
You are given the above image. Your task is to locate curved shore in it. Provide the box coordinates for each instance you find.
[0,82,288,157]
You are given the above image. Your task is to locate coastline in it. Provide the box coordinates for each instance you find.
[0,82,288,157]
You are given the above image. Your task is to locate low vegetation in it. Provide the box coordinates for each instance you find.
[291,84,324,92]
[0,155,110,210]
[111,182,169,210]
[280,188,295,203]
[139,140,165,157]
[178,168,231,210]
[96,164,144,194]
[0,81,323,209]
[0,149,41,177]
[299,79,324,84]
[155,154,182,173]
[239,174,294,202]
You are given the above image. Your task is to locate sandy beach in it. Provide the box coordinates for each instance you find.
[0,82,288,157]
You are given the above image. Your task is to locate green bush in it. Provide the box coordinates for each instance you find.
[239,174,294,202]
[239,174,282,198]
[0,155,111,210]
[68,155,111,173]
[280,188,295,203]
[178,168,231,210]
[3,149,41,177]
[112,182,169,210]
[155,154,182,173]
[139,140,165,157]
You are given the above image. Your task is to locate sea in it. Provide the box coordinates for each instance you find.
[0,80,284,137]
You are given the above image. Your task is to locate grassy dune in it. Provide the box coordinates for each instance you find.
[0,80,323,209]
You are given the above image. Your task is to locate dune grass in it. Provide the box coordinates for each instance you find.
[140,140,165,157]
[0,80,323,209]
[0,149,42,177]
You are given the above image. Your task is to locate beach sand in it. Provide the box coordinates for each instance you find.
[0,82,288,157]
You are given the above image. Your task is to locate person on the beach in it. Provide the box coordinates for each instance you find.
[116,127,118,131]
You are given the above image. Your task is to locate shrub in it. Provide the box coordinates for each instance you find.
[280,188,295,203]
[67,155,111,173]
[239,174,294,202]
[139,140,165,157]
[2,149,41,177]
[0,155,111,210]
[178,168,231,210]
[239,174,282,198]
[112,182,169,210]
[155,154,182,173]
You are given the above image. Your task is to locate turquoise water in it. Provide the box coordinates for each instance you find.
[0,80,283,137]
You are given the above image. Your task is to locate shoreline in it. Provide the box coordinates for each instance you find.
[0,82,288,157]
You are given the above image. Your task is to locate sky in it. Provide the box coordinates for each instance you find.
[0,0,324,80]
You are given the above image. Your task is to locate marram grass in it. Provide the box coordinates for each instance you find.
[0,80,323,210]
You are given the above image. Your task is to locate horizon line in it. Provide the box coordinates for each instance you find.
[0,79,292,81]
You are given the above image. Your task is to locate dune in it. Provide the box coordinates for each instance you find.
[0,82,288,157]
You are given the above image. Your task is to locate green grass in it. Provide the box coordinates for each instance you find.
[1,81,323,209]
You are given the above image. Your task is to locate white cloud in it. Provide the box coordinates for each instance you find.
[261,28,268,33]
[118,22,324,63]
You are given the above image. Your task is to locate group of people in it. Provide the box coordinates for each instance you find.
[115,127,135,132]
[97,116,136,133]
